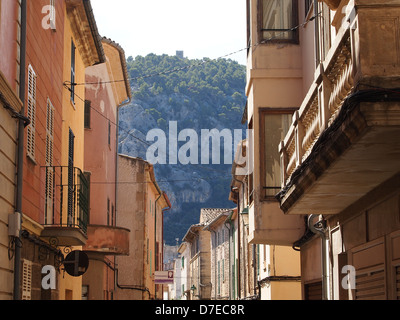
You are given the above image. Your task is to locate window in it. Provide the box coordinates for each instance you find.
[67,129,75,225]
[84,172,91,224]
[111,203,114,226]
[218,261,221,295]
[107,198,110,226]
[108,120,111,146]
[260,0,298,42]
[82,285,89,300]
[70,40,76,103]
[27,65,37,161]
[260,110,294,198]
[84,100,91,129]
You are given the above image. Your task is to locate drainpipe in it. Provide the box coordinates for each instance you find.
[308,214,329,300]
[14,0,27,301]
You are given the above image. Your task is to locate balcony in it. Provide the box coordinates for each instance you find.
[83,225,130,256]
[277,1,400,215]
[41,166,89,246]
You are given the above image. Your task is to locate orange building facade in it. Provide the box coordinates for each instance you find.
[82,38,131,300]
[2,0,109,300]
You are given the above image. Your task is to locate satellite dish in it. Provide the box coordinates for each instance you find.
[64,250,89,277]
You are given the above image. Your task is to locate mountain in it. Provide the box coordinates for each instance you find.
[118,53,247,245]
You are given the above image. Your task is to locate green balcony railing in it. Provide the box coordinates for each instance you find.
[44,166,89,234]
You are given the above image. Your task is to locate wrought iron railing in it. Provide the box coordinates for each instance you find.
[44,166,89,234]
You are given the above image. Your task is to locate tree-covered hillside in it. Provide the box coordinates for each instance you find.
[119,53,247,245]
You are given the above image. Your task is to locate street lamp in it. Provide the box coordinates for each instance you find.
[191,285,197,299]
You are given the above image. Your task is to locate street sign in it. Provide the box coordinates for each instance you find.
[155,271,174,285]
[64,250,89,277]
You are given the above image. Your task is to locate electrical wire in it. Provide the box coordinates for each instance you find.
[62,13,320,158]
[64,13,320,88]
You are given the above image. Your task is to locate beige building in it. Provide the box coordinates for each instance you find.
[115,155,170,300]
[203,209,232,300]
[246,0,400,300]
[177,242,190,300]
[230,140,301,300]
[182,209,229,300]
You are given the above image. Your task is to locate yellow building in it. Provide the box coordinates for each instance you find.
[41,0,105,300]
[61,0,105,300]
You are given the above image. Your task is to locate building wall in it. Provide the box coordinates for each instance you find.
[82,41,129,300]
[12,0,65,301]
[116,155,166,300]
[258,245,301,300]
[23,0,64,225]
[332,175,400,300]
[210,224,230,300]
[0,0,20,300]
[179,244,190,300]
[0,88,20,300]
[115,155,146,300]
[246,0,306,247]
[84,51,118,227]
[0,0,19,90]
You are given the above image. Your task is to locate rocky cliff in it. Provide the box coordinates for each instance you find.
[119,53,246,245]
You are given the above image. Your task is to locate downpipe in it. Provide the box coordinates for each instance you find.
[13,0,27,301]
[308,214,329,300]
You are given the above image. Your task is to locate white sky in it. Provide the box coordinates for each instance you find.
[91,0,247,65]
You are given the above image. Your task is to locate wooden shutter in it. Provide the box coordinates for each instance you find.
[305,281,322,300]
[45,99,54,166]
[396,266,400,300]
[45,99,55,224]
[22,260,32,300]
[67,129,75,224]
[27,65,37,160]
[355,268,386,300]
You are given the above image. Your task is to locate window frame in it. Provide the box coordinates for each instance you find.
[258,0,300,44]
[259,108,297,201]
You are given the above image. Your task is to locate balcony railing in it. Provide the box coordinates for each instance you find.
[279,25,355,187]
[44,166,89,235]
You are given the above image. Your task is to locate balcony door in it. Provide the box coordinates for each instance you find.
[68,129,75,226]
